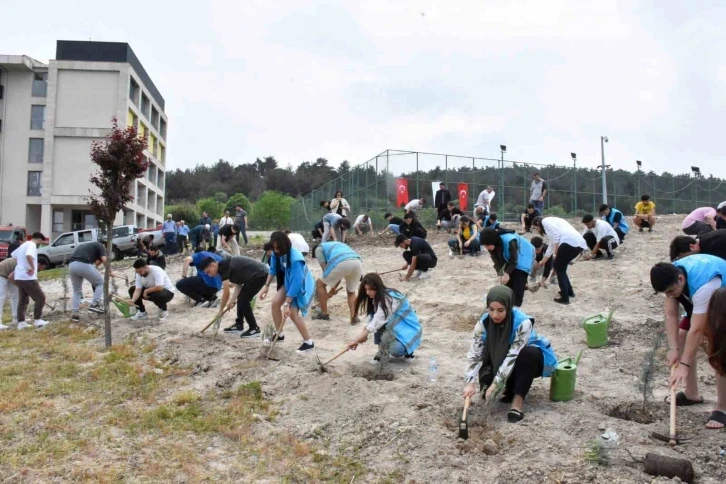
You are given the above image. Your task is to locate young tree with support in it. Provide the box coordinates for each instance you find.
[87,118,148,348]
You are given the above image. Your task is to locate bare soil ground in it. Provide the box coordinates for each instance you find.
[2,215,725,483]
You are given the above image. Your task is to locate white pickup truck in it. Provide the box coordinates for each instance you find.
[37,228,103,268]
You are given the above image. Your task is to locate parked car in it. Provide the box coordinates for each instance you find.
[99,224,141,261]
[0,226,27,261]
[137,226,165,250]
[37,229,102,268]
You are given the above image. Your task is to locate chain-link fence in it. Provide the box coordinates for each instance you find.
[290,149,726,232]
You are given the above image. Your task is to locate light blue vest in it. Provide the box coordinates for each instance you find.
[270,248,315,316]
[674,254,726,297]
[481,308,557,377]
[320,242,361,278]
[501,233,535,275]
[381,290,422,354]
[604,208,629,234]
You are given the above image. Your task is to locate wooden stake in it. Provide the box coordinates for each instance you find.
[669,366,677,448]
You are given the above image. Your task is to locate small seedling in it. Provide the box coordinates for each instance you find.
[584,439,611,466]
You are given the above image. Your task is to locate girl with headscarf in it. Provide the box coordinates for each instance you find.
[330,190,351,217]
[462,286,557,422]
[479,228,536,307]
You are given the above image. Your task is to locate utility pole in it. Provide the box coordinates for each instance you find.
[600,136,609,204]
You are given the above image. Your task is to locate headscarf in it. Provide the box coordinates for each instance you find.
[480,285,515,381]
[479,228,501,247]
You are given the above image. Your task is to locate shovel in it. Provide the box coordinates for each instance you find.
[459,395,472,439]
[316,347,350,373]
[377,269,404,276]
[651,367,692,446]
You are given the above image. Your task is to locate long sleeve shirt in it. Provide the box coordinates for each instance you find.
[582,219,617,243]
[269,256,306,299]
[464,318,533,386]
[365,297,401,333]
[541,217,588,257]
[490,239,519,275]
[330,198,351,217]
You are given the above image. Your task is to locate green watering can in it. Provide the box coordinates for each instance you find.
[111,299,137,318]
[583,309,615,349]
[549,350,583,402]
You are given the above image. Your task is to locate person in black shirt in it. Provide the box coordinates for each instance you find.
[434,182,452,214]
[312,220,325,240]
[399,212,427,239]
[438,201,463,232]
[520,204,541,234]
[198,211,212,228]
[669,230,726,261]
[395,234,437,281]
[146,245,166,269]
[718,207,726,230]
[200,256,269,338]
[68,241,107,319]
[530,236,554,289]
[7,235,23,256]
[380,213,406,236]
[216,223,240,255]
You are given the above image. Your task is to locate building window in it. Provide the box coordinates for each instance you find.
[141,93,150,119]
[129,77,140,105]
[72,211,96,231]
[158,171,165,190]
[53,209,64,233]
[159,118,167,139]
[30,105,45,130]
[27,171,42,196]
[32,72,48,97]
[151,106,160,131]
[28,138,44,163]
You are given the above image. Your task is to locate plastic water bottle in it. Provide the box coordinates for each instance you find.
[428,356,439,382]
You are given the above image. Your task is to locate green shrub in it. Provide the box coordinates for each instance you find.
[543,205,569,217]
[196,197,226,220]
[225,193,252,214]
[250,191,295,229]
[165,203,199,224]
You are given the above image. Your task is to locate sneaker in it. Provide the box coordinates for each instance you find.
[296,341,315,353]
[312,312,330,321]
[553,297,570,305]
[158,311,168,321]
[240,327,261,338]
[88,303,105,314]
[418,271,430,280]
[648,228,653,233]
[414,270,423,279]
[130,311,148,321]
[448,248,454,257]
[370,354,381,365]
[223,324,244,333]
[17,321,32,330]
[210,297,221,308]
[405,353,415,360]
[0,323,8,330]
[196,300,212,308]
[34,319,49,328]
[266,332,285,343]
[607,254,614,260]
[71,313,80,322]
[592,252,605,260]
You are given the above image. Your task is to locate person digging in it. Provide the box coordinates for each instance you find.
[311,242,364,324]
[395,234,437,281]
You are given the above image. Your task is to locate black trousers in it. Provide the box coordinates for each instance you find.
[129,286,175,312]
[236,274,267,329]
[403,252,437,272]
[553,243,582,302]
[535,252,553,279]
[176,276,218,303]
[683,221,713,237]
[583,233,618,257]
[479,346,544,399]
[523,213,535,231]
[506,269,529,307]
[614,227,626,243]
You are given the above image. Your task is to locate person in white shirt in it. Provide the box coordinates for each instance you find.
[404,198,426,215]
[284,230,310,256]
[581,214,619,260]
[219,210,235,228]
[353,214,374,236]
[532,217,588,305]
[330,190,351,217]
[474,187,495,217]
[11,232,49,329]
[128,259,175,321]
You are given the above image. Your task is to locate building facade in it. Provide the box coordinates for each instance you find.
[0,41,167,239]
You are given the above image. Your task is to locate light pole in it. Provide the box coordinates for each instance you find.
[499,145,506,212]
[600,136,609,204]
[636,160,642,197]
[571,153,577,213]
[692,166,701,205]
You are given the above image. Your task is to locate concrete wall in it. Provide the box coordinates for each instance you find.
[51,137,101,195]
[55,69,119,128]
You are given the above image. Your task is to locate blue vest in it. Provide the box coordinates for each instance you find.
[500,233,535,275]
[604,208,629,234]
[674,254,726,298]
[484,216,500,230]
[190,251,223,290]
[481,309,557,377]
[269,248,315,316]
[320,242,361,278]
[381,290,422,354]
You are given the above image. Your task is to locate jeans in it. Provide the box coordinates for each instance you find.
[164,232,177,255]
[0,277,19,321]
[479,346,544,399]
[69,261,104,312]
[553,243,582,302]
[402,252,437,272]
[530,199,544,212]
[128,286,175,312]
[440,218,460,230]
[448,237,481,255]
[239,225,248,245]
[176,276,218,303]
[388,224,401,235]
[614,227,626,243]
[236,274,267,329]
[374,328,410,357]
[15,279,45,321]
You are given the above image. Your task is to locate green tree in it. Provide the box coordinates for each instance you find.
[165,202,199,223]
[250,191,295,229]
[213,192,228,203]
[225,193,252,213]
[196,197,226,220]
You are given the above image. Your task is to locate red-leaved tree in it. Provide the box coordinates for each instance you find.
[87,118,148,347]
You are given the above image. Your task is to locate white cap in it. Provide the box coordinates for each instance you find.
[205,224,211,231]
[718,201,726,210]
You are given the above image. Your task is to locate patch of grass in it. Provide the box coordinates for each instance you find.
[38,267,66,281]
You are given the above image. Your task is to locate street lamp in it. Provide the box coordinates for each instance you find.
[636,160,642,196]
[600,136,609,204]
[499,145,506,208]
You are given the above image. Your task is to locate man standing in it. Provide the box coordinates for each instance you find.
[162,215,178,255]
[234,204,249,245]
[177,221,190,253]
[520,204,542,234]
[11,232,48,329]
[219,210,234,230]
[581,214,619,260]
[670,231,726,261]
[217,223,241,255]
[434,182,452,215]
[598,204,629,243]
[353,214,374,236]
[529,173,547,212]
[179,250,223,307]
[650,255,726,429]
[438,201,463,232]
[404,198,426,215]
[198,211,212,227]
[633,195,657,232]
[475,186,495,217]
[68,241,107,321]
[395,234,437,281]
[311,242,364,324]
[200,255,269,338]
[128,259,175,321]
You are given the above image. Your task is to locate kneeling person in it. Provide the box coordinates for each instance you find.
[200,256,269,338]
[395,235,437,281]
[129,259,175,321]
[449,215,481,256]
[312,242,364,324]
[179,251,223,307]
[581,214,619,260]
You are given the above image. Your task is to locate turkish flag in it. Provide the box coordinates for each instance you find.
[396,178,409,207]
[458,183,468,211]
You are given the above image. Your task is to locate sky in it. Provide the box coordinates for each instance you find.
[3,0,726,177]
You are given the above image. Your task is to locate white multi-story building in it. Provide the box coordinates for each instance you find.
[0,40,167,238]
